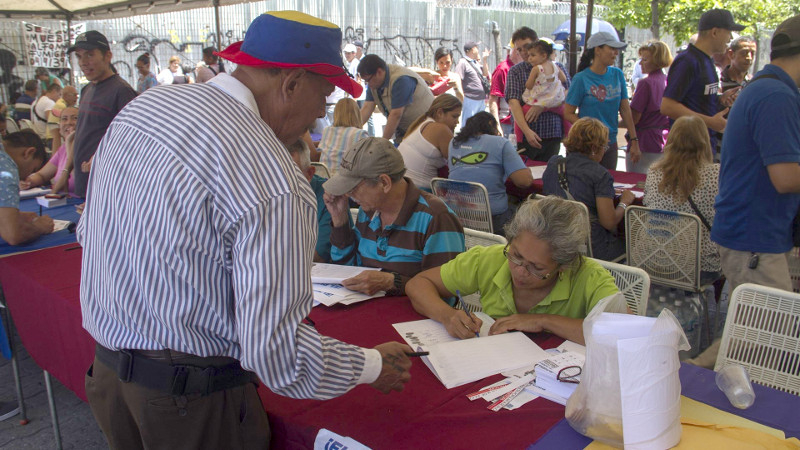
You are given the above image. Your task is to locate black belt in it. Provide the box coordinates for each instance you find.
[95,344,257,396]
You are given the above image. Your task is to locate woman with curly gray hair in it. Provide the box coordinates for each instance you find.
[406,195,619,344]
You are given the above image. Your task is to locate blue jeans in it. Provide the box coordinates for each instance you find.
[461,97,486,126]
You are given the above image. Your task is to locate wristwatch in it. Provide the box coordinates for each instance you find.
[629,137,639,141]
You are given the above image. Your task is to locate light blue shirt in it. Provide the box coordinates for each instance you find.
[566,66,628,144]
[448,134,526,215]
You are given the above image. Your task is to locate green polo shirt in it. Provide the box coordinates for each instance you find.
[440,245,618,318]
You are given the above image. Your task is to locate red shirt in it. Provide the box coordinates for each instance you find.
[490,56,514,124]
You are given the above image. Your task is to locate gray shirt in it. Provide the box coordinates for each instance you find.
[454,57,487,100]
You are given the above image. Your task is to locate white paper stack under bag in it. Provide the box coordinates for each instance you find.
[565,295,690,448]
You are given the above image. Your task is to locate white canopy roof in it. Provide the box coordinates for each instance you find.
[0,0,243,20]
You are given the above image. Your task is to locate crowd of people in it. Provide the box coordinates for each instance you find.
[0,8,798,447]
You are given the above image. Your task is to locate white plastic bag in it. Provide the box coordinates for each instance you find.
[565,295,689,449]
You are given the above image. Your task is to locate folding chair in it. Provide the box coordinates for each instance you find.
[593,258,650,316]
[310,162,330,179]
[464,227,507,250]
[715,283,800,396]
[430,178,493,234]
[625,206,712,342]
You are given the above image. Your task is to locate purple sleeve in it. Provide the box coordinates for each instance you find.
[630,78,651,113]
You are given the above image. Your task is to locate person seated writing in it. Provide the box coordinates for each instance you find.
[20,106,78,195]
[406,196,619,344]
[1,130,54,245]
[323,137,465,296]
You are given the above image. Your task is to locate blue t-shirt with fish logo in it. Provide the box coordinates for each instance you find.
[448,134,527,215]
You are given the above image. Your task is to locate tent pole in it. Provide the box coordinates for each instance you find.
[213,0,222,50]
[66,16,74,86]
[585,0,594,49]
[569,0,577,76]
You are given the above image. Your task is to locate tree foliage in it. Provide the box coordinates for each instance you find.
[600,0,800,44]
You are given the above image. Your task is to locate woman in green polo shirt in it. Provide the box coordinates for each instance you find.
[406,196,619,344]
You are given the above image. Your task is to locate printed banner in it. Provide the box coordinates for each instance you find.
[21,22,85,68]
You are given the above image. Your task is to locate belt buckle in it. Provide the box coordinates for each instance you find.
[117,350,134,383]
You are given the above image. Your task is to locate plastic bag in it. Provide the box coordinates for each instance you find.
[565,295,689,449]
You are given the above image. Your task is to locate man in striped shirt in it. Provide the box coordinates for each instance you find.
[77,12,413,448]
[323,137,466,296]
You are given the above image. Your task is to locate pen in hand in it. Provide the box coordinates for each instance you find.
[405,351,429,357]
[456,290,480,338]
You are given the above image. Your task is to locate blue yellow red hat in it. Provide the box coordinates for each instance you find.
[217,11,362,97]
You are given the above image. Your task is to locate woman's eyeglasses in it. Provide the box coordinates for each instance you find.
[503,245,557,280]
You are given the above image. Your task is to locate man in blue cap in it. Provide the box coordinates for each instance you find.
[78,11,413,448]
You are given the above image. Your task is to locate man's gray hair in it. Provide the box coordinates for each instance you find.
[286,139,311,170]
[504,196,589,267]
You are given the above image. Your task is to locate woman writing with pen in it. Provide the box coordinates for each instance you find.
[406,196,620,344]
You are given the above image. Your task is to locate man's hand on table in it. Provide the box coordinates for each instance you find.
[33,215,55,234]
[370,342,414,393]
[342,271,394,295]
[618,190,635,206]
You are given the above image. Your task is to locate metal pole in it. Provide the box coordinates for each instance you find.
[569,0,578,76]
[213,0,222,49]
[585,0,594,49]
[66,16,75,86]
[44,371,63,450]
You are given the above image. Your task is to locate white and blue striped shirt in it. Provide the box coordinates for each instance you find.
[77,73,380,399]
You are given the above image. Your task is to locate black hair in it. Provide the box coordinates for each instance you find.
[24,80,37,92]
[3,129,47,165]
[511,27,538,44]
[452,111,499,147]
[136,53,150,65]
[434,47,452,63]
[203,47,225,72]
[530,40,554,57]
[357,54,387,76]
[577,47,596,72]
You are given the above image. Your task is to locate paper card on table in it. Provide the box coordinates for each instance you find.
[52,220,71,232]
[312,283,384,306]
[310,263,381,284]
[425,332,550,389]
[529,165,547,179]
[555,340,586,355]
[19,187,51,199]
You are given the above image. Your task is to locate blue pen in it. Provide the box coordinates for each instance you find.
[456,290,480,338]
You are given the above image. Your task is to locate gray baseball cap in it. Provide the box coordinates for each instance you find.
[586,32,627,50]
[771,14,800,58]
[323,137,406,196]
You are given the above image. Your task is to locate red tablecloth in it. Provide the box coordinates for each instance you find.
[258,296,567,449]
[0,243,94,401]
[1,245,567,448]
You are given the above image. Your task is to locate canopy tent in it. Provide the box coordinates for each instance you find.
[553,17,618,47]
[0,0,236,20]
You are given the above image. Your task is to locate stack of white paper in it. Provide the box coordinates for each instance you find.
[310,263,385,306]
[393,317,550,389]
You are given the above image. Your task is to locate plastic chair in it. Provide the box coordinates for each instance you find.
[18,119,33,130]
[464,228,507,249]
[715,283,800,396]
[5,119,19,134]
[430,178,493,234]
[533,194,593,257]
[625,206,712,338]
[311,162,330,179]
[593,258,650,316]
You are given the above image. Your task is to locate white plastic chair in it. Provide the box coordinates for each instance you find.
[311,162,330,179]
[594,258,650,316]
[18,119,33,130]
[431,178,493,234]
[625,206,712,338]
[464,228,507,249]
[715,283,800,396]
[533,194,593,257]
[5,119,19,134]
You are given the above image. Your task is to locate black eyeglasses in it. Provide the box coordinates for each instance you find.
[557,365,582,384]
[503,245,557,280]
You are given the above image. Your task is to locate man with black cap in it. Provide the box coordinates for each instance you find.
[454,41,491,125]
[661,8,745,153]
[77,11,413,448]
[56,30,136,197]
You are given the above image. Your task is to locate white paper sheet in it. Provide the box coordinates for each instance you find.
[529,166,547,179]
[392,313,495,349]
[52,219,71,232]
[19,187,51,199]
[310,263,381,284]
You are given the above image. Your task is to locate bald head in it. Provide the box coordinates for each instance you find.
[62,86,78,106]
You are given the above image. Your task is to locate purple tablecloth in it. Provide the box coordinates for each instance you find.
[529,363,800,449]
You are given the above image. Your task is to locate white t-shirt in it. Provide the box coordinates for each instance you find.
[31,96,55,138]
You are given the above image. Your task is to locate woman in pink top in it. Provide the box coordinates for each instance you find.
[19,106,77,195]
[627,41,673,174]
